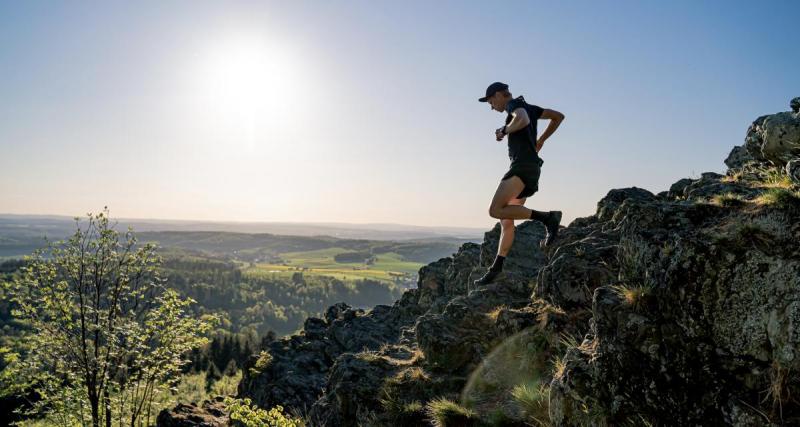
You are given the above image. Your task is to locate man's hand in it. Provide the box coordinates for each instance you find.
[495,126,506,141]
[535,109,565,152]
[497,107,530,142]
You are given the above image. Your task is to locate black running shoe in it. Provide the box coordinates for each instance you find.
[541,210,562,247]
[473,268,504,286]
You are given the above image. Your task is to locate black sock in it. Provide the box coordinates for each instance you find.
[489,255,505,271]
[529,209,550,223]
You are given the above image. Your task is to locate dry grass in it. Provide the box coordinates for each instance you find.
[721,170,744,183]
[552,356,567,381]
[486,304,509,322]
[753,187,800,209]
[609,283,653,311]
[709,192,746,207]
[535,301,567,328]
[361,344,425,367]
[425,397,478,427]
[394,366,429,382]
[759,168,794,189]
[759,359,800,423]
[511,381,551,426]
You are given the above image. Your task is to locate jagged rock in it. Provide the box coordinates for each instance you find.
[476,220,548,283]
[682,172,760,200]
[156,397,228,426]
[415,293,500,374]
[549,161,800,425]
[787,158,800,184]
[441,242,481,297]
[595,187,656,221]
[668,177,694,198]
[415,282,534,373]
[744,97,800,165]
[307,352,399,425]
[416,257,451,309]
[535,233,618,309]
[413,220,550,375]
[237,300,410,414]
[725,144,755,169]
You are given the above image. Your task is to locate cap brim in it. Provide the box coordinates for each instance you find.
[478,97,488,102]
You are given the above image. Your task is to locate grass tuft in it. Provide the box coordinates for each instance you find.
[760,167,794,189]
[710,192,746,207]
[425,397,479,427]
[609,283,653,311]
[511,381,551,426]
[759,359,800,423]
[753,188,800,210]
[552,356,567,381]
[486,304,509,322]
[721,170,744,183]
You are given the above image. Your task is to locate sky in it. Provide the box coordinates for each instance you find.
[1,0,798,229]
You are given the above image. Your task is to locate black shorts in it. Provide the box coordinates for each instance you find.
[502,159,542,199]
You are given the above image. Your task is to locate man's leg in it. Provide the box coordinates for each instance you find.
[498,197,525,256]
[475,192,528,286]
[488,176,533,220]
[489,175,563,248]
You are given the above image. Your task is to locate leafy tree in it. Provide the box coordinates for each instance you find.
[1,207,220,427]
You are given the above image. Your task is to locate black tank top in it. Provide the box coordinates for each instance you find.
[504,96,544,166]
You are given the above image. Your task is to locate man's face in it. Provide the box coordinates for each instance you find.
[487,92,506,113]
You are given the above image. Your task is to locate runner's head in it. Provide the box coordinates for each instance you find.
[479,82,512,113]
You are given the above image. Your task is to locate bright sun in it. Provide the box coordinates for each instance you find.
[190,32,304,148]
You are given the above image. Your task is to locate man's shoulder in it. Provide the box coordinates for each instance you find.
[505,97,525,114]
[520,99,544,118]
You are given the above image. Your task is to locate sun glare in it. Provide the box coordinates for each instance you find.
[189,32,305,149]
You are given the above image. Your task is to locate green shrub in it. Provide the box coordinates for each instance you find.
[223,396,303,427]
[249,350,273,375]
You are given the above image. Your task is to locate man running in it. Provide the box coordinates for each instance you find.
[474,82,565,286]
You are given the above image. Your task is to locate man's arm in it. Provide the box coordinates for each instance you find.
[506,107,531,133]
[535,108,565,152]
[495,107,530,140]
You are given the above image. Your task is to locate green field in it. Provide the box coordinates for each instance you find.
[241,247,423,284]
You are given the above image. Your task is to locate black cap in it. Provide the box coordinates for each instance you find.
[478,82,508,102]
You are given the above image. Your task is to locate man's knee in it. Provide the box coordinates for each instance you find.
[488,204,504,219]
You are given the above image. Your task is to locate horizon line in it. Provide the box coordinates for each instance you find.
[0,211,492,232]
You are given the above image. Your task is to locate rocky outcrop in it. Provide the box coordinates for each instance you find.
[156,397,229,426]
[159,97,800,426]
[787,158,800,184]
[725,144,754,169]
[740,97,800,165]
[547,100,800,425]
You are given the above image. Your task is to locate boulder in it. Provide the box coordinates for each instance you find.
[743,97,800,165]
[156,397,228,427]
